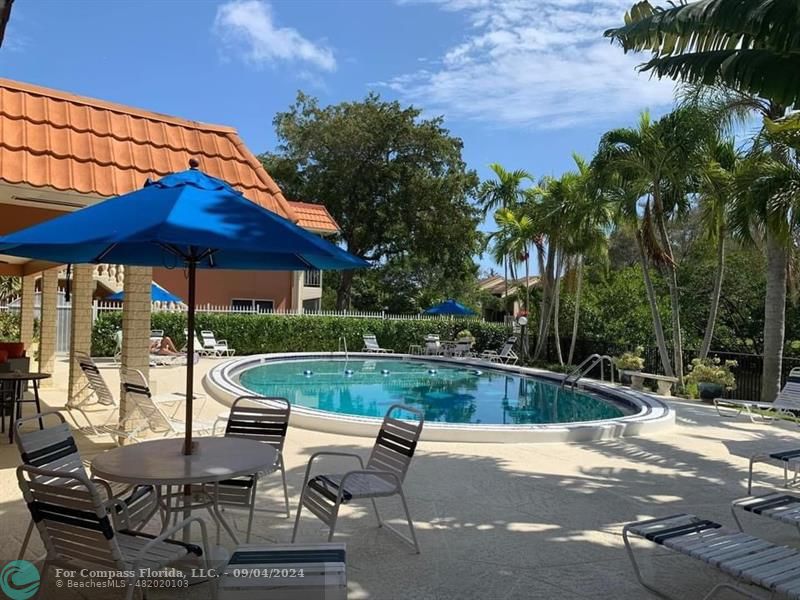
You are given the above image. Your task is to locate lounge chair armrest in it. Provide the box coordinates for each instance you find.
[301,451,365,489]
[130,516,210,566]
[104,496,133,530]
[91,477,115,502]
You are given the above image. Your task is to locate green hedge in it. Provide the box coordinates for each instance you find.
[0,311,20,341]
[91,311,510,357]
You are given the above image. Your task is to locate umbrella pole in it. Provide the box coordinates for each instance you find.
[184,261,196,456]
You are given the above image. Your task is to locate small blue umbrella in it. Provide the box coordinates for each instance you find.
[106,282,183,304]
[424,299,475,316]
[0,165,368,454]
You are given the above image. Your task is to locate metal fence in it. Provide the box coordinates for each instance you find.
[540,336,800,402]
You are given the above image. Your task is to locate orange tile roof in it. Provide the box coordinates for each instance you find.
[0,77,299,222]
[288,200,339,233]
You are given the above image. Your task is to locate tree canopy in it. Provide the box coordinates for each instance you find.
[261,92,481,309]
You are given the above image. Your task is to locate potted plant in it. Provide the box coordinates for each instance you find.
[685,357,737,401]
[456,329,475,344]
[613,346,645,385]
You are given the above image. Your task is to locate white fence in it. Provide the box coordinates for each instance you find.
[1,293,483,354]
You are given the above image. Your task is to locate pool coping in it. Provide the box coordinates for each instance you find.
[202,352,675,443]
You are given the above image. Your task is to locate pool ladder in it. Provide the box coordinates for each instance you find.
[561,354,615,389]
[338,336,349,359]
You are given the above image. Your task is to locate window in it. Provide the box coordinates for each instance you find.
[231,298,274,312]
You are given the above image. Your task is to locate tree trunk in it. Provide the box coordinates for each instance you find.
[335,270,356,310]
[552,252,564,366]
[568,256,584,365]
[635,230,674,376]
[652,191,684,389]
[533,246,556,361]
[504,258,509,316]
[699,233,725,358]
[525,251,530,313]
[761,229,788,401]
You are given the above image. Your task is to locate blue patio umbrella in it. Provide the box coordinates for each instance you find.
[0,165,368,454]
[424,299,475,316]
[106,281,183,304]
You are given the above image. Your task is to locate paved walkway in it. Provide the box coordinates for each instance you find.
[2,357,799,599]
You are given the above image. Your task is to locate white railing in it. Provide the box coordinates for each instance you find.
[304,269,322,288]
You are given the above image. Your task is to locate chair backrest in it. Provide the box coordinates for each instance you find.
[121,368,174,434]
[225,396,290,454]
[113,330,123,353]
[14,411,87,486]
[200,330,219,349]
[363,334,379,350]
[184,329,203,350]
[454,340,472,354]
[75,352,116,408]
[424,335,440,353]
[499,336,517,356]
[17,464,123,568]
[150,329,164,342]
[775,373,800,410]
[366,404,424,484]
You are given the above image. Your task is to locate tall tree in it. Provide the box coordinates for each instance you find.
[594,109,714,385]
[697,137,738,357]
[490,207,540,314]
[478,164,532,312]
[261,92,480,309]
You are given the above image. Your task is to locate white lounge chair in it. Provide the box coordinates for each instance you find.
[122,368,213,437]
[715,368,800,423]
[203,396,291,544]
[201,330,235,357]
[448,338,476,358]
[624,512,800,599]
[183,328,211,356]
[14,411,158,559]
[17,464,212,600]
[72,352,143,442]
[479,336,518,365]
[732,492,800,535]
[292,404,424,553]
[362,334,392,353]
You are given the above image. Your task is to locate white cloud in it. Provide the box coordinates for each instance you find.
[214,0,336,72]
[386,0,675,129]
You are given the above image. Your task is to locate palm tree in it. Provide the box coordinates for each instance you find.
[478,164,532,313]
[0,276,20,302]
[730,128,800,400]
[593,108,714,387]
[605,0,800,107]
[490,208,539,314]
[697,137,738,358]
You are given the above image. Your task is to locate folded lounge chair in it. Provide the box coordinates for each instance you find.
[714,368,800,424]
[624,512,800,599]
[479,336,518,365]
[292,404,424,553]
[362,334,392,353]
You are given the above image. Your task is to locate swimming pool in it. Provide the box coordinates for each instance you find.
[238,358,627,425]
[204,352,675,443]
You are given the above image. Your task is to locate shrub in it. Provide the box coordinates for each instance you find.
[0,311,20,341]
[685,356,737,389]
[91,311,509,357]
[613,346,645,371]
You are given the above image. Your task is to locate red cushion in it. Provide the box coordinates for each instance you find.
[0,350,8,364]
[0,342,25,358]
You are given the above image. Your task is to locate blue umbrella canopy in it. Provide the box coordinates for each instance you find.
[424,299,475,316]
[0,166,368,454]
[106,282,183,304]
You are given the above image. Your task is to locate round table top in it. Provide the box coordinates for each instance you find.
[0,371,50,381]
[91,437,277,486]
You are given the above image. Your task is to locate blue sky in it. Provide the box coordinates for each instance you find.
[2,0,677,272]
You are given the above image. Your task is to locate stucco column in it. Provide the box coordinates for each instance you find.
[38,269,58,386]
[67,265,94,403]
[19,274,36,347]
[119,267,151,437]
[291,271,304,313]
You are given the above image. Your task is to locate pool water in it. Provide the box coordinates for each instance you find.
[238,359,627,425]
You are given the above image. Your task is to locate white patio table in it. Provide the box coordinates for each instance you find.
[91,436,277,545]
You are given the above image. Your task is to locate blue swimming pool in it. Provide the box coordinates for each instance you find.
[237,358,627,425]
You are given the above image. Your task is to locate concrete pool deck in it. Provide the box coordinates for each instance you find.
[3,356,800,599]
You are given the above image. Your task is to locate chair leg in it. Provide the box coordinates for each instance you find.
[18,520,34,559]
[327,502,342,542]
[279,459,291,518]
[291,489,305,543]
[245,477,258,543]
[397,488,420,554]
[623,527,676,600]
[370,498,382,527]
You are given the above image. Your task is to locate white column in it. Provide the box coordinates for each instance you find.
[67,265,94,403]
[119,267,152,441]
[38,269,58,386]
